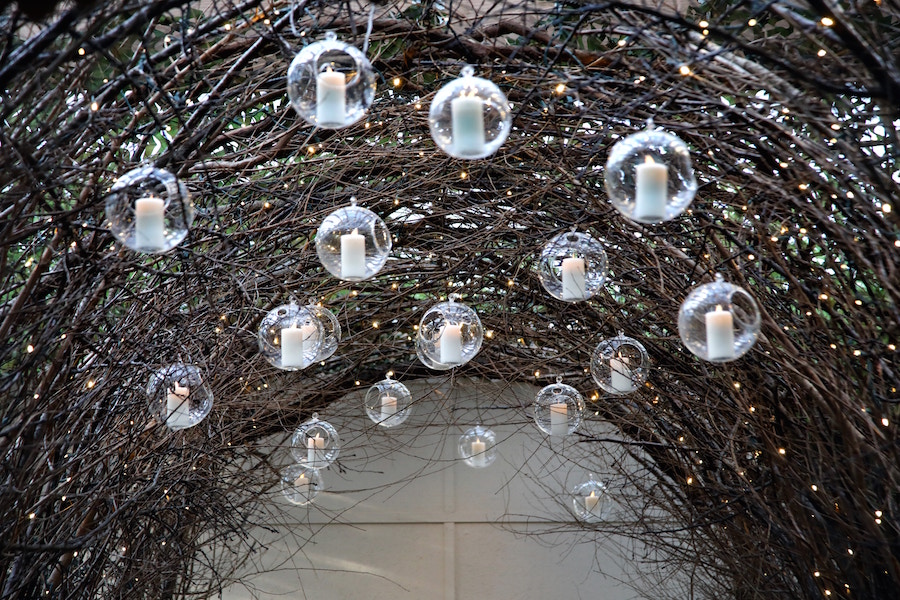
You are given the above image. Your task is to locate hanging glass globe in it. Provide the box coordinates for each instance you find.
[415,294,484,370]
[537,230,608,302]
[590,332,650,395]
[309,304,341,362]
[315,198,392,281]
[428,65,512,159]
[364,375,413,428]
[281,463,323,506]
[286,31,377,129]
[106,166,193,253]
[291,413,341,469]
[571,474,614,522]
[147,363,213,431]
[678,273,761,362]
[457,425,497,469]
[605,120,697,224]
[533,377,585,437]
[258,303,325,371]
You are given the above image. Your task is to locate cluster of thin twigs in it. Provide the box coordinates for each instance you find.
[1,0,898,598]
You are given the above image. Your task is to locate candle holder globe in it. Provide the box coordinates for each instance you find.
[457,425,497,469]
[571,475,614,522]
[281,463,323,506]
[415,295,484,370]
[106,166,193,254]
[678,273,761,362]
[291,413,340,469]
[428,65,512,159]
[364,375,412,428]
[258,303,325,371]
[286,31,377,129]
[590,333,650,395]
[533,377,585,437]
[538,230,608,302]
[147,363,213,431]
[315,198,392,282]
[605,120,697,224]
[309,304,341,362]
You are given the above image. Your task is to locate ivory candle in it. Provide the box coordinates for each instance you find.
[134,196,166,249]
[281,326,305,368]
[705,304,735,360]
[584,490,600,517]
[380,394,398,422]
[294,471,310,499]
[301,323,318,364]
[316,67,346,126]
[440,323,464,365]
[470,438,487,467]
[634,155,668,221]
[307,434,326,467]
[340,228,366,279]
[549,401,568,436]
[561,256,586,301]
[451,94,486,156]
[165,382,192,428]
[609,355,635,393]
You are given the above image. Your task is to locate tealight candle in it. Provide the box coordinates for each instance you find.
[340,228,366,279]
[705,304,735,360]
[134,196,166,249]
[440,323,464,365]
[316,67,346,126]
[549,401,568,436]
[380,394,398,422]
[609,354,635,393]
[307,433,326,467]
[634,155,668,221]
[451,93,486,156]
[561,256,586,301]
[470,438,487,467]
[281,326,306,368]
[165,382,192,428]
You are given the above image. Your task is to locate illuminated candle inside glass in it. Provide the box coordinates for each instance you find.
[165,382,192,429]
[634,155,668,221]
[470,438,487,467]
[281,326,305,368]
[440,323,464,365]
[134,196,166,249]
[609,354,635,393]
[584,490,600,517]
[561,256,586,301]
[549,401,568,436]
[307,433,326,467]
[380,394,398,422]
[451,93,486,156]
[340,228,366,279]
[294,471,310,500]
[316,67,346,126]
[705,304,735,360]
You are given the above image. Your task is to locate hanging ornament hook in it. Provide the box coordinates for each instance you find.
[555,374,563,384]
[461,65,475,78]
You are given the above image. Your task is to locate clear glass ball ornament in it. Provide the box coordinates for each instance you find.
[533,377,585,437]
[290,413,341,469]
[106,166,193,253]
[590,332,650,395]
[146,363,213,431]
[457,425,497,469]
[286,31,377,129]
[309,304,341,362]
[537,230,609,302]
[604,120,697,224]
[428,65,512,159]
[315,198,392,281]
[281,463,323,506]
[415,294,484,370]
[364,375,412,428]
[678,273,761,362]
[571,475,614,522]
[258,303,325,371]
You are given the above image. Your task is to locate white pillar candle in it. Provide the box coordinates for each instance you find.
[294,471,310,500]
[451,94,486,156]
[549,401,568,436]
[307,434,326,467]
[134,196,166,249]
[470,438,487,467]
[609,355,635,393]
[301,323,318,364]
[561,256,586,301]
[281,326,305,368]
[440,323,464,365]
[634,155,668,221]
[584,490,600,517]
[705,304,735,360]
[316,67,346,126]
[340,228,366,279]
[165,382,192,428]
[380,394,398,422]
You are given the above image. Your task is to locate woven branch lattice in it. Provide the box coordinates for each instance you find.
[1,0,899,598]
